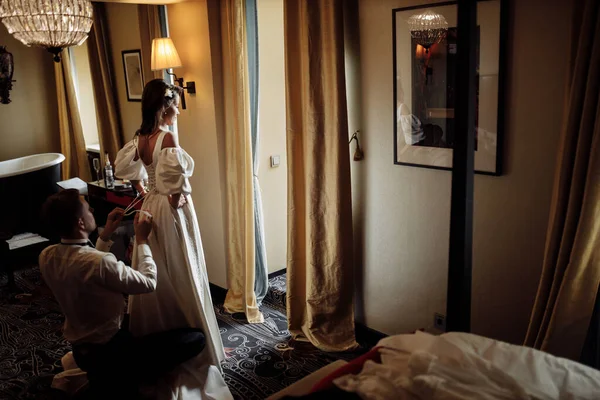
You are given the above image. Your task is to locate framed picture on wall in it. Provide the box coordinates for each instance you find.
[392,0,507,175]
[122,50,144,102]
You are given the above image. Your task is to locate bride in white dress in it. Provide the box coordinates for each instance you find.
[115,79,232,399]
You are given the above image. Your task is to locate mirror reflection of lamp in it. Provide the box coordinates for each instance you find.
[151,38,196,110]
[415,44,428,60]
[416,43,437,85]
[409,10,447,86]
[0,46,15,104]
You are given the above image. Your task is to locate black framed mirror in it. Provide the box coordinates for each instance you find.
[393,0,507,175]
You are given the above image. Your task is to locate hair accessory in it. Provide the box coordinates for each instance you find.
[165,88,174,98]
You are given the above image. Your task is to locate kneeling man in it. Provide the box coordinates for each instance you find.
[39,189,205,398]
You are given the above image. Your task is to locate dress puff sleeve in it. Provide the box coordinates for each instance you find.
[114,138,147,181]
[156,148,194,196]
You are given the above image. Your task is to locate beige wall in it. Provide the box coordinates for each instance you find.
[0,26,60,161]
[354,0,571,344]
[168,0,229,287]
[257,0,287,273]
[105,2,143,142]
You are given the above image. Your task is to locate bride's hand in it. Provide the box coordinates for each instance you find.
[178,195,187,208]
[132,180,147,197]
[169,194,187,209]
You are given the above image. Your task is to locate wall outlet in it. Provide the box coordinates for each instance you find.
[434,313,446,331]
[270,155,281,168]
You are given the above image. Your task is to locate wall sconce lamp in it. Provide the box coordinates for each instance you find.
[151,38,195,110]
[349,130,364,161]
[415,44,435,85]
[0,46,15,104]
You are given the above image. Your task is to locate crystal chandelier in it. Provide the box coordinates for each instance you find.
[0,0,93,63]
[407,10,449,53]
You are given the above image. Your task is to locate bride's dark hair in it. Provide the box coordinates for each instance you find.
[136,79,183,136]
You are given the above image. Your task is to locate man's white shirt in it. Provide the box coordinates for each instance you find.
[39,238,157,344]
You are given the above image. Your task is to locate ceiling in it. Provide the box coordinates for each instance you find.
[93,0,189,4]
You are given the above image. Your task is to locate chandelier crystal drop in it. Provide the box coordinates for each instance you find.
[407,9,449,52]
[0,0,93,62]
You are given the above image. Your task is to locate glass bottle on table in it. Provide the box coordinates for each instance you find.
[104,152,115,189]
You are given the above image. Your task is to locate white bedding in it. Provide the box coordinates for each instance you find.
[333,331,600,399]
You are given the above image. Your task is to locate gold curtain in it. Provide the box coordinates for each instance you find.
[138,4,165,82]
[525,0,600,361]
[284,0,357,352]
[54,50,91,182]
[222,0,264,324]
[88,2,124,165]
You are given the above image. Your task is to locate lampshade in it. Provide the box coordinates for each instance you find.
[0,0,93,62]
[151,38,182,71]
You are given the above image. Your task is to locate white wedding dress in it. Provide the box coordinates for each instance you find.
[115,131,232,400]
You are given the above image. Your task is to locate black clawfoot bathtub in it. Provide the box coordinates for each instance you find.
[0,153,65,236]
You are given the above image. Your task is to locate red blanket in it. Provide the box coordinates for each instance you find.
[310,346,382,393]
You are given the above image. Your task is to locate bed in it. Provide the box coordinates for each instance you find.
[269,331,600,399]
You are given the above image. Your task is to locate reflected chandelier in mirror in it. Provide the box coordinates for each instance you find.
[407,9,449,53]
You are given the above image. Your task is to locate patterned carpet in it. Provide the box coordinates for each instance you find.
[0,268,373,399]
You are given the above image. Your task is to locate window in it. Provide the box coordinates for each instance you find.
[70,43,100,154]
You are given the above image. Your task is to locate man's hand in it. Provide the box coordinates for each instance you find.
[100,208,125,242]
[134,211,153,244]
